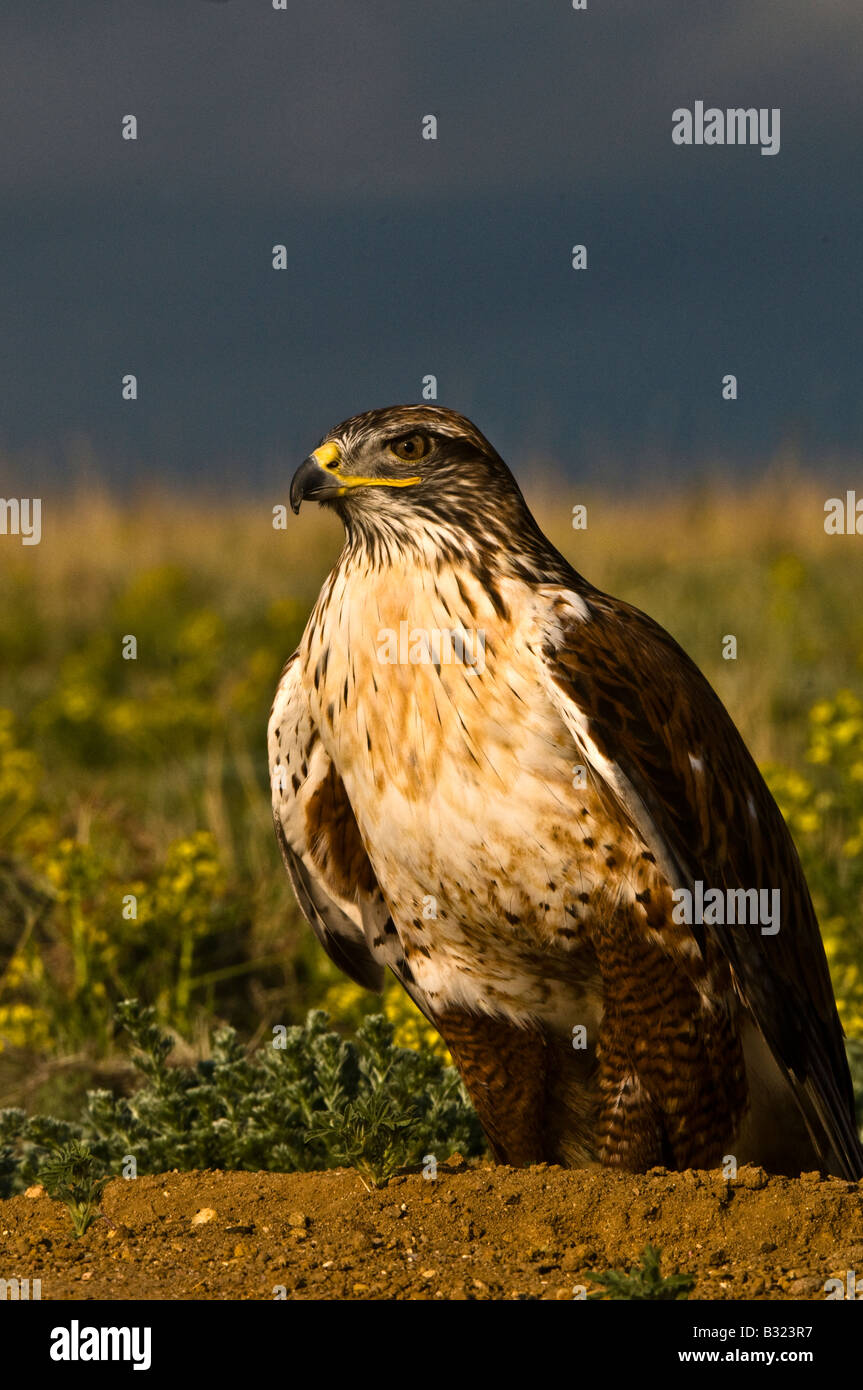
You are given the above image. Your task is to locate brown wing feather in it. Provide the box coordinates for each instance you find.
[541,587,862,1178]
[268,654,385,992]
[268,654,433,1011]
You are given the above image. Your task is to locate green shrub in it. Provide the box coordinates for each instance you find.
[39,1139,111,1238]
[586,1244,695,1300]
[0,1001,485,1198]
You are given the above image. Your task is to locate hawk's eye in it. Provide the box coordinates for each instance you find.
[388,433,429,463]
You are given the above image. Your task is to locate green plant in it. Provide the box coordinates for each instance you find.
[586,1244,695,1301]
[306,1091,420,1188]
[0,1001,485,1198]
[39,1139,110,1238]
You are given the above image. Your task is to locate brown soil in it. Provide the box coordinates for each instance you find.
[3,1159,862,1300]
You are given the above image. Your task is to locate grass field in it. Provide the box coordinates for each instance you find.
[1,473,862,1122]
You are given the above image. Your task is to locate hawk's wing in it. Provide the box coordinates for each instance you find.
[538,587,862,1179]
[268,653,434,1022]
[268,653,385,992]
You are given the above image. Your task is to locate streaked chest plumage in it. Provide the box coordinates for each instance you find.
[297,553,662,1023]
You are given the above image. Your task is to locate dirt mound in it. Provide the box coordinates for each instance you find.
[3,1159,862,1300]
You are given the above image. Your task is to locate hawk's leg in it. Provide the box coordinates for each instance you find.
[595,913,747,1171]
[434,1008,547,1166]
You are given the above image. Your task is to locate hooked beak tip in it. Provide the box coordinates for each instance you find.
[289,455,324,513]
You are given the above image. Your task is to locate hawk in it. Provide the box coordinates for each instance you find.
[268,405,862,1177]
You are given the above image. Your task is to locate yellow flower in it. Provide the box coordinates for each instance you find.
[383,986,450,1060]
[176,610,225,657]
[806,744,831,766]
[810,700,834,725]
[0,1003,53,1052]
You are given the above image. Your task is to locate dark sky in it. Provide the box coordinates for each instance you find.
[1,0,861,491]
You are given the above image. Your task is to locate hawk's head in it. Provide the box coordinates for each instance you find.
[290,405,562,575]
[290,405,510,514]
